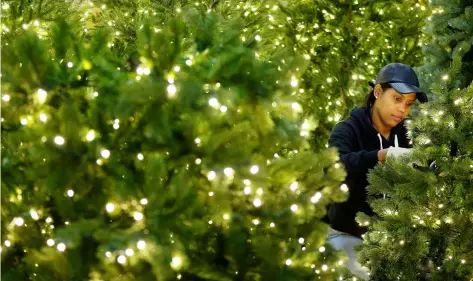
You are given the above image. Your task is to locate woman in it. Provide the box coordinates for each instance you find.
[326,63,428,279]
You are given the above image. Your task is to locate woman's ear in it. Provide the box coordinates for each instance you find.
[374,84,383,99]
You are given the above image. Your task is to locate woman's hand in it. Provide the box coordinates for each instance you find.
[378,149,389,163]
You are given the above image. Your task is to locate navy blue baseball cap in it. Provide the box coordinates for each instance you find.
[368,63,428,103]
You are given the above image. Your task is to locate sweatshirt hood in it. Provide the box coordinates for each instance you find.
[349,107,379,136]
[349,107,407,149]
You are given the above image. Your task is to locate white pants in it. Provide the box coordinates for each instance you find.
[327,228,370,280]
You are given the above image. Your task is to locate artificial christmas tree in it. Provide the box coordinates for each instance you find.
[1,6,352,281]
[358,1,473,280]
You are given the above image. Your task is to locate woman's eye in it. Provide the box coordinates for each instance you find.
[394,96,401,101]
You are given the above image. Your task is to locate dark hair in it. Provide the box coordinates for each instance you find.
[366,83,392,107]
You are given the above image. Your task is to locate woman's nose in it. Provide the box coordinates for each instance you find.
[398,104,407,113]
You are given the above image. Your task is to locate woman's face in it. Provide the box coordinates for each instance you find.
[374,86,417,128]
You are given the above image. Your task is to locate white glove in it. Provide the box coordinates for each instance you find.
[387,147,412,159]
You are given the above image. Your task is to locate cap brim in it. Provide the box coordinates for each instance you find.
[389,82,428,103]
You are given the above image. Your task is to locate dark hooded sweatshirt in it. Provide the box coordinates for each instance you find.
[327,107,410,238]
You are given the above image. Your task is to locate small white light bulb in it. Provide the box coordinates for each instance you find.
[86,130,95,141]
[207,171,216,181]
[137,240,146,250]
[292,102,302,112]
[208,98,219,107]
[311,192,322,203]
[133,212,144,221]
[37,89,47,103]
[54,136,65,145]
[14,217,24,226]
[30,210,39,220]
[224,168,235,177]
[171,256,182,268]
[117,255,126,264]
[100,149,111,159]
[253,198,262,207]
[57,243,66,252]
[39,113,48,122]
[125,248,134,256]
[105,203,115,213]
[167,84,177,97]
[244,186,251,194]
